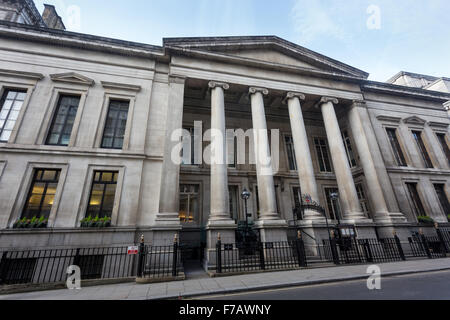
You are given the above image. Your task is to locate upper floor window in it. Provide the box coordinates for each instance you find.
[412,130,433,168]
[22,169,61,220]
[433,184,449,216]
[181,127,196,165]
[228,185,240,222]
[46,95,80,146]
[292,186,303,220]
[405,182,426,218]
[314,137,332,172]
[386,128,407,166]
[101,100,129,149]
[0,89,27,142]
[227,135,238,168]
[285,135,297,171]
[86,171,118,218]
[342,130,357,168]
[436,133,450,166]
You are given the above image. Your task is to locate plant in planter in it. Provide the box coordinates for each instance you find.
[13,216,48,229]
[13,217,27,229]
[99,216,111,227]
[447,214,450,222]
[417,215,434,225]
[80,215,111,228]
[80,215,92,228]
[36,216,48,228]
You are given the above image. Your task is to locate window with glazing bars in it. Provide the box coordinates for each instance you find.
[285,135,297,171]
[0,89,26,142]
[436,133,450,166]
[46,95,80,146]
[314,137,332,172]
[412,131,433,168]
[324,187,340,220]
[405,183,426,217]
[86,171,118,218]
[386,128,407,166]
[355,183,370,217]
[433,184,450,216]
[101,100,129,149]
[22,169,61,220]
[342,130,357,167]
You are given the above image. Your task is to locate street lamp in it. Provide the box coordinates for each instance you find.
[241,188,251,243]
[329,191,342,225]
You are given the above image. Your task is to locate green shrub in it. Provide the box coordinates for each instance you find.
[417,215,434,224]
[80,215,111,228]
[13,216,47,229]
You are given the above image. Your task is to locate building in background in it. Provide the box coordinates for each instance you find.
[0,0,449,269]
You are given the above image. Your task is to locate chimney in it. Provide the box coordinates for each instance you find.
[42,4,65,30]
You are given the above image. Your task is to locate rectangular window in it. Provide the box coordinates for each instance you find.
[227,135,237,168]
[179,184,199,224]
[314,137,332,172]
[0,89,26,142]
[405,183,426,217]
[101,100,129,149]
[22,169,61,220]
[412,131,433,168]
[324,187,340,220]
[386,128,407,166]
[285,135,297,171]
[436,133,450,166]
[355,183,370,217]
[292,187,303,220]
[46,95,80,146]
[86,171,118,218]
[434,184,450,215]
[342,130,357,168]
[181,127,196,165]
[228,185,240,222]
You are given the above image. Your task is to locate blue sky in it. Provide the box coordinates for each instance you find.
[34,0,450,82]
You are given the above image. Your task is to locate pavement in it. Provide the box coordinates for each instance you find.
[0,258,449,300]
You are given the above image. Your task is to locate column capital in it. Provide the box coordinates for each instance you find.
[208,81,229,90]
[314,96,339,109]
[249,87,269,96]
[351,99,367,108]
[443,100,450,111]
[283,92,305,104]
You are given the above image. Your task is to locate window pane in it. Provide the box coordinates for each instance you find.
[16,92,26,101]
[12,101,23,111]
[0,130,11,141]
[0,109,8,120]
[2,100,12,111]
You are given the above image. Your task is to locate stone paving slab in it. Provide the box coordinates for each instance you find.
[0,258,449,300]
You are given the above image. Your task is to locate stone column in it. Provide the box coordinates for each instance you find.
[153,76,185,245]
[317,97,367,222]
[348,100,406,223]
[285,92,324,221]
[249,87,287,242]
[205,81,236,269]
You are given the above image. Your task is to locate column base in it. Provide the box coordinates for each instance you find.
[303,209,327,221]
[254,219,288,242]
[204,220,237,271]
[373,212,408,224]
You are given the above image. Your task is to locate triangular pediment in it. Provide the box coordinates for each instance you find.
[50,72,95,86]
[163,36,369,79]
[403,116,427,126]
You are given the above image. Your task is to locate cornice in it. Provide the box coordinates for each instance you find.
[362,81,450,102]
[101,81,141,92]
[50,72,94,86]
[0,68,44,80]
[376,115,402,123]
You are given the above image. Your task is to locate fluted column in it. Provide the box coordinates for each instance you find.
[207,81,234,226]
[317,97,366,221]
[285,92,324,221]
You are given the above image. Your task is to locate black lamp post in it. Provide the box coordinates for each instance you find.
[329,191,342,225]
[241,188,251,228]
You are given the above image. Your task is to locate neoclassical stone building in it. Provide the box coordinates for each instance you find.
[0,2,449,265]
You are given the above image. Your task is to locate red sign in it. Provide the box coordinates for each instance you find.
[127,246,139,255]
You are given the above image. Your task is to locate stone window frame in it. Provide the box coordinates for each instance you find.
[353,179,372,218]
[381,123,410,167]
[290,184,303,220]
[322,185,341,221]
[93,92,136,151]
[403,120,438,169]
[8,162,69,228]
[401,179,430,221]
[180,125,200,167]
[282,132,297,172]
[341,128,358,168]
[429,125,450,169]
[227,183,242,222]
[429,178,450,219]
[0,160,6,182]
[178,180,203,227]
[0,82,36,144]
[312,135,333,173]
[76,165,125,227]
[37,85,88,147]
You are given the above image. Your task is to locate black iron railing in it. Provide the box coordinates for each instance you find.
[137,243,182,279]
[0,246,136,285]
[216,239,307,274]
[408,235,447,259]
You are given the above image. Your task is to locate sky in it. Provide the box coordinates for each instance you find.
[34,0,450,82]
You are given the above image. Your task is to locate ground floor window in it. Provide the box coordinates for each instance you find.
[355,183,370,217]
[228,185,240,222]
[324,187,340,220]
[22,169,61,220]
[179,184,200,224]
[86,171,118,218]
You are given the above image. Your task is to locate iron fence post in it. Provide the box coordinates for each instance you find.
[137,234,145,277]
[435,223,448,255]
[394,233,406,261]
[295,231,307,267]
[172,234,178,277]
[259,242,265,270]
[419,230,432,259]
[216,234,222,274]
[362,239,373,263]
[330,231,340,265]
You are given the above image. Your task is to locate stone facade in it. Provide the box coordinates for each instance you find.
[0,8,449,268]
